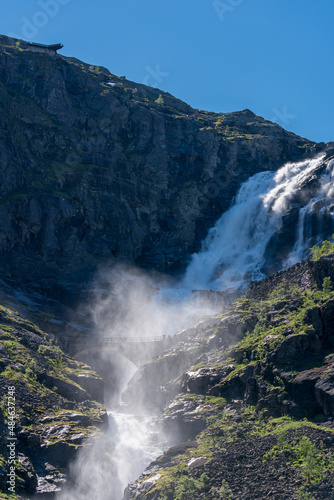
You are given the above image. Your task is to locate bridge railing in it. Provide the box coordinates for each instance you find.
[63,335,167,344]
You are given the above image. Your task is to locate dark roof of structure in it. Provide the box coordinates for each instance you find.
[27,42,63,51]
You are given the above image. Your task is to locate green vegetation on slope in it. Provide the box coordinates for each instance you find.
[311,235,334,260]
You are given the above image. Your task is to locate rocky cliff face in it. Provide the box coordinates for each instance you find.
[0,34,324,302]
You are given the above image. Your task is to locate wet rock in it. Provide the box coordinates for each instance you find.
[162,398,207,443]
[0,301,108,497]
[181,365,234,395]
[14,362,26,372]
[0,345,8,358]
[69,372,105,403]
[315,363,334,415]
[122,347,205,411]
[247,254,334,302]
[320,299,334,347]
[0,463,6,491]
[17,453,38,494]
[287,368,324,417]
[268,332,323,366]
[38,373,90,402]
[36,472,66,495]
[210,373,246,400]
[40,413,90,425]
[40,440,80,468]
[124,441,199,500]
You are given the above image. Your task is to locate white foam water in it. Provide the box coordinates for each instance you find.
[107,411,163,499]
[183,155,332,292]
[284,157,334,268]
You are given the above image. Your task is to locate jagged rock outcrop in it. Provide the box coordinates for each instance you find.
[0,34,325,303]
[122,312,249,413]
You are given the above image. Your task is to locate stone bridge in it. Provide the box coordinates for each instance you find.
[64,335,173,367]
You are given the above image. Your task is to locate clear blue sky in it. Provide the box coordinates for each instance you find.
[1,0,333,143]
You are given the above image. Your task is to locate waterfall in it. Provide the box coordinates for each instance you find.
[57,358,164,500]
[284,157,334,268]
[107,411,163,498]
[183,154,334,292]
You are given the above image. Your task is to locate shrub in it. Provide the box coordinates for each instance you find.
[210,479,234,499]
[155,94,164,105]
[311,235,334,260]
[295,486,315,499]
[264,432,333,485]
[322,276,332,295]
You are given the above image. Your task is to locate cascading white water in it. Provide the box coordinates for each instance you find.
[284,157,334,268]
[57,357,164,500]
[183,154,333,292]
[107,411,163,498]
[57,269,219,500]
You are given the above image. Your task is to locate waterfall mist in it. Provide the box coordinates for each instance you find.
[86,264,220,341]
[57,266,220,500]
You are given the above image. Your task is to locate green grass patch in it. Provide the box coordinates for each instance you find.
[264,429,334,485]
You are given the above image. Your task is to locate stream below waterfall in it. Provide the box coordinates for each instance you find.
[107,410,164,499]
[58,153,334,500]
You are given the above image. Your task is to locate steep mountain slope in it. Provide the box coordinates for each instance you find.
[0,35,323,302]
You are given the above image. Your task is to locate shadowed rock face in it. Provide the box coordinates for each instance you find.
[0,34,323,301]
